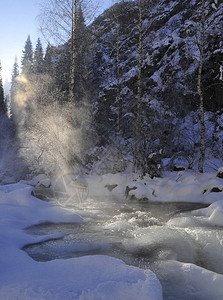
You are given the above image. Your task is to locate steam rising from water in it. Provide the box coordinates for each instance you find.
[12,74,92,177]
[15,75,33,107]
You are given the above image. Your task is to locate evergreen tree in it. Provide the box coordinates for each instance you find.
[21,35,33,74]
[33,38,44,74]
[44,44,55,75]
[10,57,20,107]
[0,61,5,113]
[11,57,20,81]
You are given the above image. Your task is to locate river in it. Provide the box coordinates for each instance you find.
[23,196,223,299]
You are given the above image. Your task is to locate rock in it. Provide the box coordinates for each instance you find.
[125,186,137,198]
[217,167,223,179]
[173,165,186,171]
[33,174,51,188]
[32,187,54,201]
[210,187,222,193]
[105,184,118,192]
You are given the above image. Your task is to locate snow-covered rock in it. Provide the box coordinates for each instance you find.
[192,200,223,227]
[33,174,51,188]
[216,166,223,179]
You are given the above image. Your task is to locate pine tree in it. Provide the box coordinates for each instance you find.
[21,35,33,74]
[11,57,20,81]
[10,57,20,106]
[33,38,44,74]
[0,61,5,113]
[44,44,55,75]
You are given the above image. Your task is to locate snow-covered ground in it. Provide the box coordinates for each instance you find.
[88,169,223,206]
[1,170,223,299]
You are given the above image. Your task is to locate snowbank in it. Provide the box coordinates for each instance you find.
[152,260,223,300]
[86,170,223,204]
[192,200,223,227]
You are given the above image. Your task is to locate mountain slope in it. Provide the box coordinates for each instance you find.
[91,0,223,127]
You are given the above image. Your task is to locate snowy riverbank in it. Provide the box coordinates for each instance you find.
[0,183,162,300]
[87,169,223,205]
[1,170,223,299]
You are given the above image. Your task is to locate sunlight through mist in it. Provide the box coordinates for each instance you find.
[14,75,33,107]
[12,74,91,177]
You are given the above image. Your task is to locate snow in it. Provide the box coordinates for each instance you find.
[86,169,223,299]
[87,170,223,204]
[0,254,162,300]
[0,183,162,300]
[192,200,223,226]
[152,260,223,300]
[33,174,51,188]
[2,169,223,299]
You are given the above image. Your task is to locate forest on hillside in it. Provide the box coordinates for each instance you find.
[0,0,222,181]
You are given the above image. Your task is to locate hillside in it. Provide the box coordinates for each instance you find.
[92,0,222,111]
[88,0,223,172]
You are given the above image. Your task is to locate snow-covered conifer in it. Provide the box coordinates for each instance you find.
[0,61,5,113]
[33,38,44,74]
[21,35,33,74]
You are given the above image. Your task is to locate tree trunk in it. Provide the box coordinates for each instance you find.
[67,0,77,171]
[116,16,121,158]
[198,0,205,173]
[68,0,77,124]
[133,0,142,173]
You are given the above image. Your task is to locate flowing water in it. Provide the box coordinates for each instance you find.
[23,196,223,299]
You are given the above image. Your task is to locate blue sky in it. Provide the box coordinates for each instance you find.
[0,0,112,84]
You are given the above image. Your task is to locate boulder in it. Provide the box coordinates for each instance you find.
[33,174,51,188]
[210,187,222,193]
[173,165,186,171]
[217,167,223,179]
[105,184,118,192]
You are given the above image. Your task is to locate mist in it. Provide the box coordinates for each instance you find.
[10,73,93,179]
